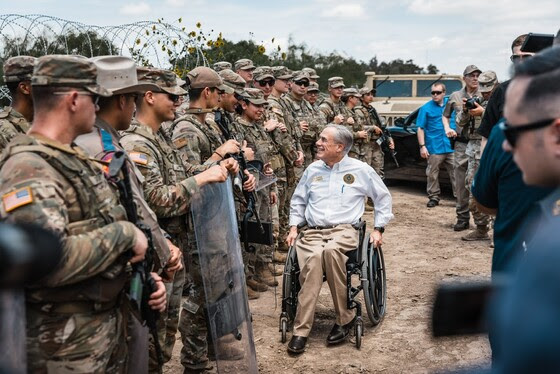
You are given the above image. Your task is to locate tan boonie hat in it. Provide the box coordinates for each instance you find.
[302,67,320,79]
[359,86,374,96]
[253,66,274,81]
[241,88,267,105]
[292,70,310,82]
[272,66,293,80]
[213,61,232,72]
[186,66,231,93]
[3,56,37,83]
[218,69,246,95]
[328,76,345,89]
[478,70,498,93]
[32,54,112,97]
[234,58,255,71]
[137,67,187,95]
[463,64,482,76]
[342,87,362,98]
[307,82,320,92]
[90,56,158,94]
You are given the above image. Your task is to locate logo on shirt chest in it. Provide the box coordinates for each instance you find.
[312,175,324,183]
[343,173,355,184]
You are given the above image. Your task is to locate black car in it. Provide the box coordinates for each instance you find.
[382,108,452,186]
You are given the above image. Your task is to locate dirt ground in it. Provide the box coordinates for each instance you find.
[165,183,492,373]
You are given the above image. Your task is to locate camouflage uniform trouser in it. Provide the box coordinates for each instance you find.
[465,140,490,227]
[301,142,315,169]
[275,179,287,251]
[254,185,274,267]
[367,141,385,178]
[26,305,126,373]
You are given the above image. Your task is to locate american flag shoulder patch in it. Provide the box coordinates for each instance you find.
[3,186,33,212]
[129,152,149,165]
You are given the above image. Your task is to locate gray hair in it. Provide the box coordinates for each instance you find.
[325,124,353,154]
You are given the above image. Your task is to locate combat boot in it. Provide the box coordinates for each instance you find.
[273,251,287,264]
[247,286,260,300]
[256,263,279,287]
[208,335,246,361]
[269,263,283,276]
[246,276,268,292]
[461,225,490,241]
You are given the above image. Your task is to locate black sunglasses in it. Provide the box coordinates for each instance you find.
[510,54,532,62]
[500,118,555,147]
[257,79,275,87]
[167,93,181,103]
[294,80,310,87]
[431,90,443,95]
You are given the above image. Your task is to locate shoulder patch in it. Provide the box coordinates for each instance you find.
[271,107,284,116]
[3,186,33,212]
[129,152,149,165]
[173,137,188,149]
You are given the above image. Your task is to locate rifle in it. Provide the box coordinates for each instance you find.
[214,111,270,252]
[367,106,399,168]
[107,151,163,371]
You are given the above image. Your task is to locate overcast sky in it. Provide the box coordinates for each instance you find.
[5,0,559,81]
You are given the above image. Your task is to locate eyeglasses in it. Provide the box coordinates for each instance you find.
[293,80,310,88]
[500,118,555,147]
[167,94,181,103]
[53,90,100,106]
[510,54,533,62]
[257,79,275,87]
[431,91,443,95]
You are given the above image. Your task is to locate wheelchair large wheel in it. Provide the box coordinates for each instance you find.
[281,244,300,323]
[361,236,387,325]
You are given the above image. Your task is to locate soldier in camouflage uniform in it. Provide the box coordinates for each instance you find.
[212,61,232,72]
[232,88,282,291]
[73,56,184,372]
[356,86,386,176]
[283,71,326,168]
[119,67,237,373]
[234,58,255,87]
[319,77,347,125]
[304,81,320,108]
[458,71,497,241]
[340,88,369,161]
[0,54,167,373]
[0,56,36,152]
[302,67,326,105]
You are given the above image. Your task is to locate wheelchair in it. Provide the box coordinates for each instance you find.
[278,221,387,349]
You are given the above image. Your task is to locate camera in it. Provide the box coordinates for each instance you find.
[465,96,481,110]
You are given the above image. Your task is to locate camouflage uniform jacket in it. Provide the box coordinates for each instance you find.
[319,97,346,124]
[168,112,224,165]
[282,94,325,151]
[0,106,30,153]
[268,95,302,152]
[75,118,171,268]
[0,133,137,304]
[355,105,381,140]
[340,105,366,157]
[206,109,233,141]
[120,120,202,233]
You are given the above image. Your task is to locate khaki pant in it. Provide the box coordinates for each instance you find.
[426,152,456,201]
[293,224,358,337]
[453,141,470,222]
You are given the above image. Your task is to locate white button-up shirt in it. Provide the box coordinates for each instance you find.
[289,155,393,228]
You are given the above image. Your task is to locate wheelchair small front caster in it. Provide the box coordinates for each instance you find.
[355,318,363,349]
[280,316,288,343]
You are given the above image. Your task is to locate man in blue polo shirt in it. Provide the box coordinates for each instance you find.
[417,83,456,207]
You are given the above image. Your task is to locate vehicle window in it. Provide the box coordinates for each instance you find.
[417,79,463,97]
[374,80,412,97]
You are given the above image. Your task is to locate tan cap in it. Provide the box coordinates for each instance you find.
[234,58,255,71]
[478,70,498,93]
[307,82,320,92]
[359,86,374,96]
[328,76,345,88]
[302,67,320,79]
[218,69,246,95]
[272,66,293,80]
[186,66,230,93]
[90,56,159,94]
[253,66,274,81]
[463,64,482,76]
[292,70,310,82]
[241,88,268,105]
[137,67,187,95]
[3,56,36,83]
[32,54,112,97]
[213,61,232,72]
[342,87,361,98]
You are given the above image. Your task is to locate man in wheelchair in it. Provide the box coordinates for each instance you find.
[285,124,393,354]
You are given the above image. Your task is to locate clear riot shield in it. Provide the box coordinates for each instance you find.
[0,290,26,373]
[190,178,258,374]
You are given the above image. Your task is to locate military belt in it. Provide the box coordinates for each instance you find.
[28,298,119,315]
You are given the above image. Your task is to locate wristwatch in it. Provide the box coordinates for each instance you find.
[419,144,425,148]
[374,226,385,233]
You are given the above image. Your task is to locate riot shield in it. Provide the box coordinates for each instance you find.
[190,178,258,374]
